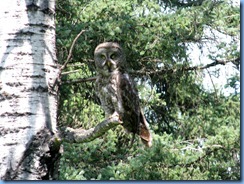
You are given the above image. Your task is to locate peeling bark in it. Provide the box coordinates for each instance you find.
[0,0,60,180]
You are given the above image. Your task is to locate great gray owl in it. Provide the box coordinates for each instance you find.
[94,42,152,147]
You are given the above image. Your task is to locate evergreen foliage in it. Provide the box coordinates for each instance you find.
[56,0,240,180]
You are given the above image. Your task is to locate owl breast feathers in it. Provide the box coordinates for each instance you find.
[94,42,152,147]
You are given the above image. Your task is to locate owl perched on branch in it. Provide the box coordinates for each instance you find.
[94,42,152,147]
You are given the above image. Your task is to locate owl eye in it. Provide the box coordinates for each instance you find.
[110,53,116,59]
[100,55,106,60]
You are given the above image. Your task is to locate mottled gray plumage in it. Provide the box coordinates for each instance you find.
[94,42,152,147]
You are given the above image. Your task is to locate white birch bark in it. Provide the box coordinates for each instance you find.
[0,0,60,180]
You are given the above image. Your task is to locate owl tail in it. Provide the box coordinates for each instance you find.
[139,112,152,147]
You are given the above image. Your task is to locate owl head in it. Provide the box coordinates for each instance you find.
[94,42,126,76]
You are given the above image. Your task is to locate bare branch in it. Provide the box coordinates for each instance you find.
[62,59,94,69]
[60,30,86,71]
[187,57,239,71]
[62,76,97,84]
[61,69,81,76]
[61,57,240,84]
[52,30,87,89]
[206,68,219,100]
[131,57,240,76]
[62,115,122,143]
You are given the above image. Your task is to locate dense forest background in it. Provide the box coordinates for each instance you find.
[56,0,240,180]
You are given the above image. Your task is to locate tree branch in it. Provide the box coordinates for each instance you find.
[186,57,239,71]
[206,68,219,100]
[61,69,82,76]
[52,30,86,89]
[61,57,240,84]
[62,115,122,143]
[61,76,97,84]
[132,57,239,76]
[60,30,86,71]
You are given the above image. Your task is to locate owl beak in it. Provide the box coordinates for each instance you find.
[106,60,111,67]
[106,60,112,72]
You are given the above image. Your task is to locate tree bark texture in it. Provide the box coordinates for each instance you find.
[63,115,122,143]
[0,0,60,180]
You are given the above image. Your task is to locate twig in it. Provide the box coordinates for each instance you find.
[62,76,97,84]
[60,57,239,84]
[65,63,88,67]
[132,57,239,76]
[51,30,86,89]
[61,69,82,76]
[206,68,219,100]
[60,30,86,70]
[168,145,225,169]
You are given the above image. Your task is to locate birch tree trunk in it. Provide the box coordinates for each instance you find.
[0,0,60,180]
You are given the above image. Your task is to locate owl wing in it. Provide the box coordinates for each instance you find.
[118,72,152,147]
